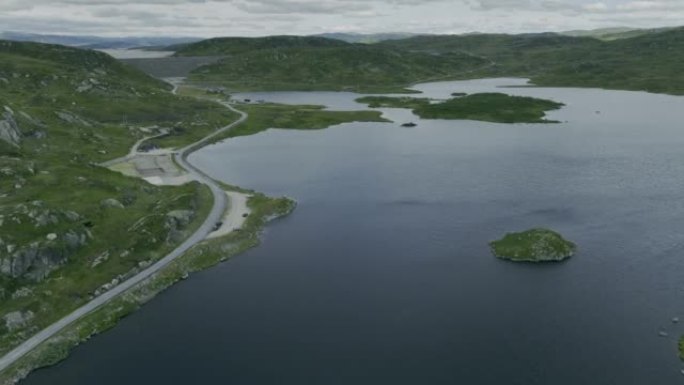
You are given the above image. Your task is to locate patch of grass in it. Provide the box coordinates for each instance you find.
[490,228,576,262]
[225,103,389,139]
[357,93,563,123]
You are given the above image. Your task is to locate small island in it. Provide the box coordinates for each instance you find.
[490,228,576,262]
[356,93,564,123]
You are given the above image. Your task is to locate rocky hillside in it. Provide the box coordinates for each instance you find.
[0,41,233,351]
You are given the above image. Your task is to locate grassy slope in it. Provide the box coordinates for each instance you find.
[229,103,388,137]
[357,93,563,123]
[0,41,238,355]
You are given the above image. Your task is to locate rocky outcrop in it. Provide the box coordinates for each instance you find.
[100,198,124,209]
[55,110,93,127]
[1,242,68,281]
[0,106,21,147]
[0,230,89,282]
[0,204,89,281]
[3,311,34,332]
[165,210,195,243]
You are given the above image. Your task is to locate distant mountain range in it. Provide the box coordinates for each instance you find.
[559,26,678,40]
[2,26,680,52]
[0,31,200,49]
[313,32,423,43]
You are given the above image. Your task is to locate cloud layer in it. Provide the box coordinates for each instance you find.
[0,0,681,37]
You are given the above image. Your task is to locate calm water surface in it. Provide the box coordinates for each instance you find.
[24,79,684,384]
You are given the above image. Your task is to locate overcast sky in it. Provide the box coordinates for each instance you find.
[0,0,682,37]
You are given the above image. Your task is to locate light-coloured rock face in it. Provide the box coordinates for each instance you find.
[165,210,196,243]
[3,310,34,331]
[0,243,68,281]
[0,226,89,281]
[0,107,21,147]
[55,110,93,127]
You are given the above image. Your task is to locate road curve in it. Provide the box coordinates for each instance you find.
[0,90,247,373]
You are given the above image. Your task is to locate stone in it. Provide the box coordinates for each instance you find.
[11,287,33,299]
[100,198,124,209]
[3,311,34,331]
[91,251,110,268]
[0,108,21,147]
[64,211,81,222]
[55,110,92,127]
[165,210,195,243]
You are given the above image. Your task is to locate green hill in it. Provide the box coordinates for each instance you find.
[186,44,487,92]
[380,28,684,95]
[561,26,677,41]
[175,28,684,95]
[173,35,349,56]
[0,40,237,356]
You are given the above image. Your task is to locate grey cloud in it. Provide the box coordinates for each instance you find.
[232,0,374,15]
[0,0,681,38]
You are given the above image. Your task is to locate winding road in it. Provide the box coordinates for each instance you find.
[0,87,248,373]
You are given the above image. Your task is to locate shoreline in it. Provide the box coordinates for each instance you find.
[0,83,295,384]
[0,192,296,385]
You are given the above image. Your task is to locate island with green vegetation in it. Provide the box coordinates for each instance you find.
[490,228,577,262]
[357,93,564,123]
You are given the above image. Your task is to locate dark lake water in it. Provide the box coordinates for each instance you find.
[24,79,684,384]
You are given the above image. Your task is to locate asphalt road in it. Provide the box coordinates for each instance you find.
[0,90,248,373]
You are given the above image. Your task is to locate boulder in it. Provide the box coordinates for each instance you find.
[3,311,34,332]
[0,107,21,147]
[0,243,68,281]
[11,287,33,299]
[101,198,124,209]
[165,210,195,244]
[55,110,92,127]
[166,210,195,228]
